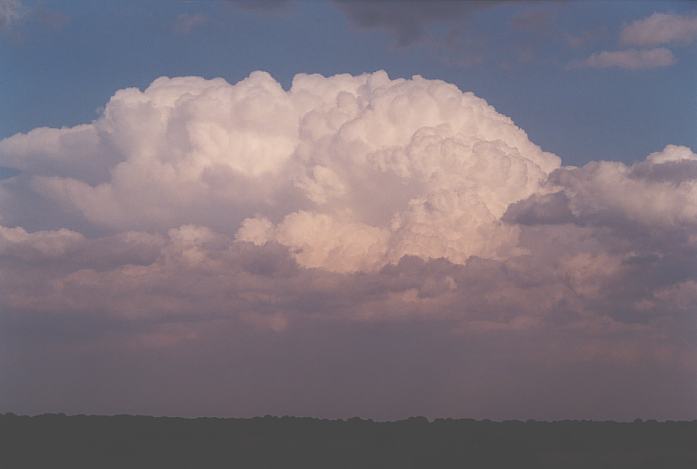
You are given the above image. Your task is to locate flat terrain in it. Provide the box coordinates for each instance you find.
[1,414,695,468]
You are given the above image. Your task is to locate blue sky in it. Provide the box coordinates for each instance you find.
[2,0,695,166]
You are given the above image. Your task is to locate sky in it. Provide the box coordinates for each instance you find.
[0,0,696,420]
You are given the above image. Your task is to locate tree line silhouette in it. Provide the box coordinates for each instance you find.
[1,413,695,468]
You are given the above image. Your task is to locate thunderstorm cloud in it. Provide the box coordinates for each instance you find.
[1,71,695,419]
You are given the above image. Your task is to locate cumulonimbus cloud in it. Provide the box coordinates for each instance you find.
[0,71,560,271]
[0,71,695,418]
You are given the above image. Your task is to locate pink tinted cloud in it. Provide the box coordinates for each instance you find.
[0,72,695,418]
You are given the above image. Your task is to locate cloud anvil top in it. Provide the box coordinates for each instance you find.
[1,68,696,418]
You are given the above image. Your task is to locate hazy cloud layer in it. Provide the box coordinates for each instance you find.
[0,72,695,418]
[333,0,503,46]
[227,0,291,12]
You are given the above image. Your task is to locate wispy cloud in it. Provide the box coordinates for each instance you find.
[565,26,610,49]
[510,8,554,34]
[621,13,697,47]
[174,13,207,34]
[570,47,676,70]
[0,0,23,31]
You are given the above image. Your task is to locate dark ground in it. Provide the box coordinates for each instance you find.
[1,413,695,468]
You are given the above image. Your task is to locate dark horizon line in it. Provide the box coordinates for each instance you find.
[3,412,695,424]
